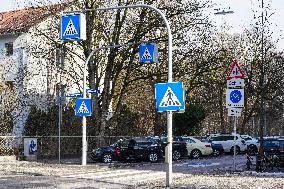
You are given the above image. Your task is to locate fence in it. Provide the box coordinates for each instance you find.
[0,135,130,158]
[0,135,15,156]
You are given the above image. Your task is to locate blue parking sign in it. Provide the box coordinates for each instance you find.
[155,82,185,112]
[75,98,92,116]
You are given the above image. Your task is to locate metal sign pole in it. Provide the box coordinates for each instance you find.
[82,116,87,166]
[233,116,237,170]
[82,44,136,166]
[58,43,65,164]
[59,97,62,164]
[82,60,87,166]
[166,112,173,186]
[83,7,173,187]
[92,6,173,186]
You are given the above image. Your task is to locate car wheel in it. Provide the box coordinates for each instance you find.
[101,153,113,163]
[213,149,220,156]
[173,150,181,161]
[230,146,240,155]
[190,149,202,159]
[148,152,158,163]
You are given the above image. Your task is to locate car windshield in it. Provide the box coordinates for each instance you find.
[182,137,196,143]
[264,140,279,147]
[241,136,254,141]
[111,139,129,147]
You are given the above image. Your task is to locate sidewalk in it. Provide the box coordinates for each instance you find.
[0,158,110,177]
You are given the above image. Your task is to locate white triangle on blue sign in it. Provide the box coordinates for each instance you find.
[63,19,78,36]
[141,47,152,60]
[77,101,90,114]
[159,87,181,107]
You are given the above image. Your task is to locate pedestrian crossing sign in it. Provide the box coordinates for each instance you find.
[61,13,86,41]
[227,60,245,79]
[75,98,92,116]
[139,43,158,63]
[155,82,185,112]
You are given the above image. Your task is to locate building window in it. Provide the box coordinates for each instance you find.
[5,42,13,56]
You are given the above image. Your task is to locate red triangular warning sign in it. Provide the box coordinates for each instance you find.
[227,60,245,80]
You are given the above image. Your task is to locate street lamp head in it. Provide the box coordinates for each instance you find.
[214,10,234,15]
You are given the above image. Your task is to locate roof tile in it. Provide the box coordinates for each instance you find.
[0,4,65,35]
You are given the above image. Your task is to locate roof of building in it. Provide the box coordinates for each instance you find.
[0,4,65,36]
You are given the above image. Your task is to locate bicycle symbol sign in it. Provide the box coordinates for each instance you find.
[230,90,242,103]
[226,89,244,108]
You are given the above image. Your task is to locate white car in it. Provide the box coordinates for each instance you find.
[207,133,247,155]
[179,136,213,158]
[240,135,259,153]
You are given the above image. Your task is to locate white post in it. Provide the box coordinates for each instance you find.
[82,58,87,166]
[82,44,134,166]
[233,116,237,170]
[95,4,173,187]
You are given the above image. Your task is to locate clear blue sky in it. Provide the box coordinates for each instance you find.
[1,0,283,51]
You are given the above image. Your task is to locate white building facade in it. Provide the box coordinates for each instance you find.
[0,5,84,137]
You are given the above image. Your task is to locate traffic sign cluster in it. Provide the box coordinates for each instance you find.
[226,60,245,117]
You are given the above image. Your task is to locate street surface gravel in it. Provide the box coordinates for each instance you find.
[0,155,283,188]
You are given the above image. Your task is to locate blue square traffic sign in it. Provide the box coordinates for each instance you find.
[75,98,92,116]
[61,13,86,41]
[139,44,158,63]
[226,89,244,108]
[155,82,185,112]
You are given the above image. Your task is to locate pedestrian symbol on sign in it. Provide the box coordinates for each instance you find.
[155,82,185,112]
[63,19,78,36]
[141,47,152,60]
[61,13,86,41]
[159,87,181,107]
[139,44,158,63]
[77,101,90,114]
[75,98,92,116]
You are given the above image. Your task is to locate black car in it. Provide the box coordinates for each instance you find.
[264,137,284,155]
[263,137,284,167]
[148,136,188,161]
[90,137,163,163]
[90,138,125,163]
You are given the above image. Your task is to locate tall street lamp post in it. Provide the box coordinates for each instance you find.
[84,4,173,187]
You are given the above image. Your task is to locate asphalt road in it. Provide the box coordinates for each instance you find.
[1,154,283,189]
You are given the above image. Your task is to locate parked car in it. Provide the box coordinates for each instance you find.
[240,135,259,153]
[263,137,284,167]
[206,133,247,155]
[147,136,188,161]
[90,137,163,163]
[202,138,224,156]
[90,138,126,163]
[264,137,284,155]
[176,136,213,158]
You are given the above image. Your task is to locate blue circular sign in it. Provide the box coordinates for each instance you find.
[230,90,242,103]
